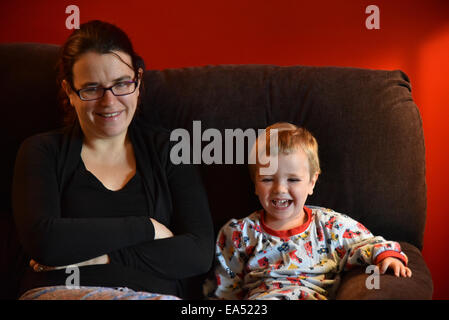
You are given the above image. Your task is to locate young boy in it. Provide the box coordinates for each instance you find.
[206,122,412,300]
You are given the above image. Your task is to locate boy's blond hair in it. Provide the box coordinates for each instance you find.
[249,122,321,180]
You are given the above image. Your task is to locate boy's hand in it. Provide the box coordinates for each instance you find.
[377,257,412,277]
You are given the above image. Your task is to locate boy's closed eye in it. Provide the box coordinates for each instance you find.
[259,177,301,182]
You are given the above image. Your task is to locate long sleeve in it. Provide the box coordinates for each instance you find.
[12,134,155,267]
[108,149,215,279]
[321,211,408,271]
[207,220,248,300]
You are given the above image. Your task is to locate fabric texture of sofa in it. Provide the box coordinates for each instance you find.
[0,43,433,299]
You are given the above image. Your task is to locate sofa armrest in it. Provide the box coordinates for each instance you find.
[335,242,433,299]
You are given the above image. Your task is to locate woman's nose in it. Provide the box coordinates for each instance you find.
[100,88,117,106]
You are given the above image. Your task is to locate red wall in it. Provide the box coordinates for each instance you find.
[1,0,448,299]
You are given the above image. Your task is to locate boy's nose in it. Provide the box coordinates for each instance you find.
[272,182,288,194]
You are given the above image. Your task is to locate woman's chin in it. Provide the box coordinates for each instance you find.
[86,124,128,139]
[92,120,130,138]
[100,127,127,138]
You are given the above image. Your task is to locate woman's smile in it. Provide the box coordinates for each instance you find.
[94,110,124,120]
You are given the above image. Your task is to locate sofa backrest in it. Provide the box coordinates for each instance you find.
[140,64,427,250]
[1,43,426,250]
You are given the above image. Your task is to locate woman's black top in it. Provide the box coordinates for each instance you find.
[12,118,214,298]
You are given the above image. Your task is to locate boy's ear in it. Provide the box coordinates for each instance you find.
[254,179,260,196]
[308,172,319,195]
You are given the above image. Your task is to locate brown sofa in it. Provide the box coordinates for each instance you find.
[0,43,433,299]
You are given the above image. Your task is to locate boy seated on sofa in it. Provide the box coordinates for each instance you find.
[205,122,412,300]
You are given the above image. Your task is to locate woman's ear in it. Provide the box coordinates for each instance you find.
[61,79,71,96]
[136,68,143,87]
[62,80,75,106]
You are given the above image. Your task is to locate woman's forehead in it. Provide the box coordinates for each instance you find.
[72,51,134,86]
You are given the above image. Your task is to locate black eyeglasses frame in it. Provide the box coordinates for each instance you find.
[71,78,139,101]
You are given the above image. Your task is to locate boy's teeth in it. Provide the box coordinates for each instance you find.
[272,200,290,207]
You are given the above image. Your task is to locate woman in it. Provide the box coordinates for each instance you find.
[12,20,214,299]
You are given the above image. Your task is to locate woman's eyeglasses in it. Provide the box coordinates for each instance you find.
[72,79,138,101]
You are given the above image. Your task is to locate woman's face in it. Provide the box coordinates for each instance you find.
[63,51,141,140]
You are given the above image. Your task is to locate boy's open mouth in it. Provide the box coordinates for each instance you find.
[271,199,293,208]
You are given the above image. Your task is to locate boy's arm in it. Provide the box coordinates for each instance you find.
[329,214,407,270]
[344,235,407,270]
[208,221,247,300]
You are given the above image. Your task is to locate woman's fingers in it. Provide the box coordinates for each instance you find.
[33,262,43,272]
[29,256,109,273]
[30,259,44,272]
[29,259,53,272]
[150,218,174,239]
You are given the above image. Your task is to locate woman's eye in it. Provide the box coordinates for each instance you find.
[115,82,128,88]
[84,87,99,93]
[288,178,300,182]
[261,178,273,182]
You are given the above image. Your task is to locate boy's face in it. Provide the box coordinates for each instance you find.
[254,148,318,229]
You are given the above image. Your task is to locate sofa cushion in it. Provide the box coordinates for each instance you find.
[336,242,433,299]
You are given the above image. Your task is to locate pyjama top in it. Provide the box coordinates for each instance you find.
[12,117,214,297]
[207,206,407,300]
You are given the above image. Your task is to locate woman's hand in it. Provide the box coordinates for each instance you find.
[150,218,174,239]
[29,218,175,273]
[30,254,110,272]
[377,257,412,277]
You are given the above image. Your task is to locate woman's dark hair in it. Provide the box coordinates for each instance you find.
[57,20,146,125]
